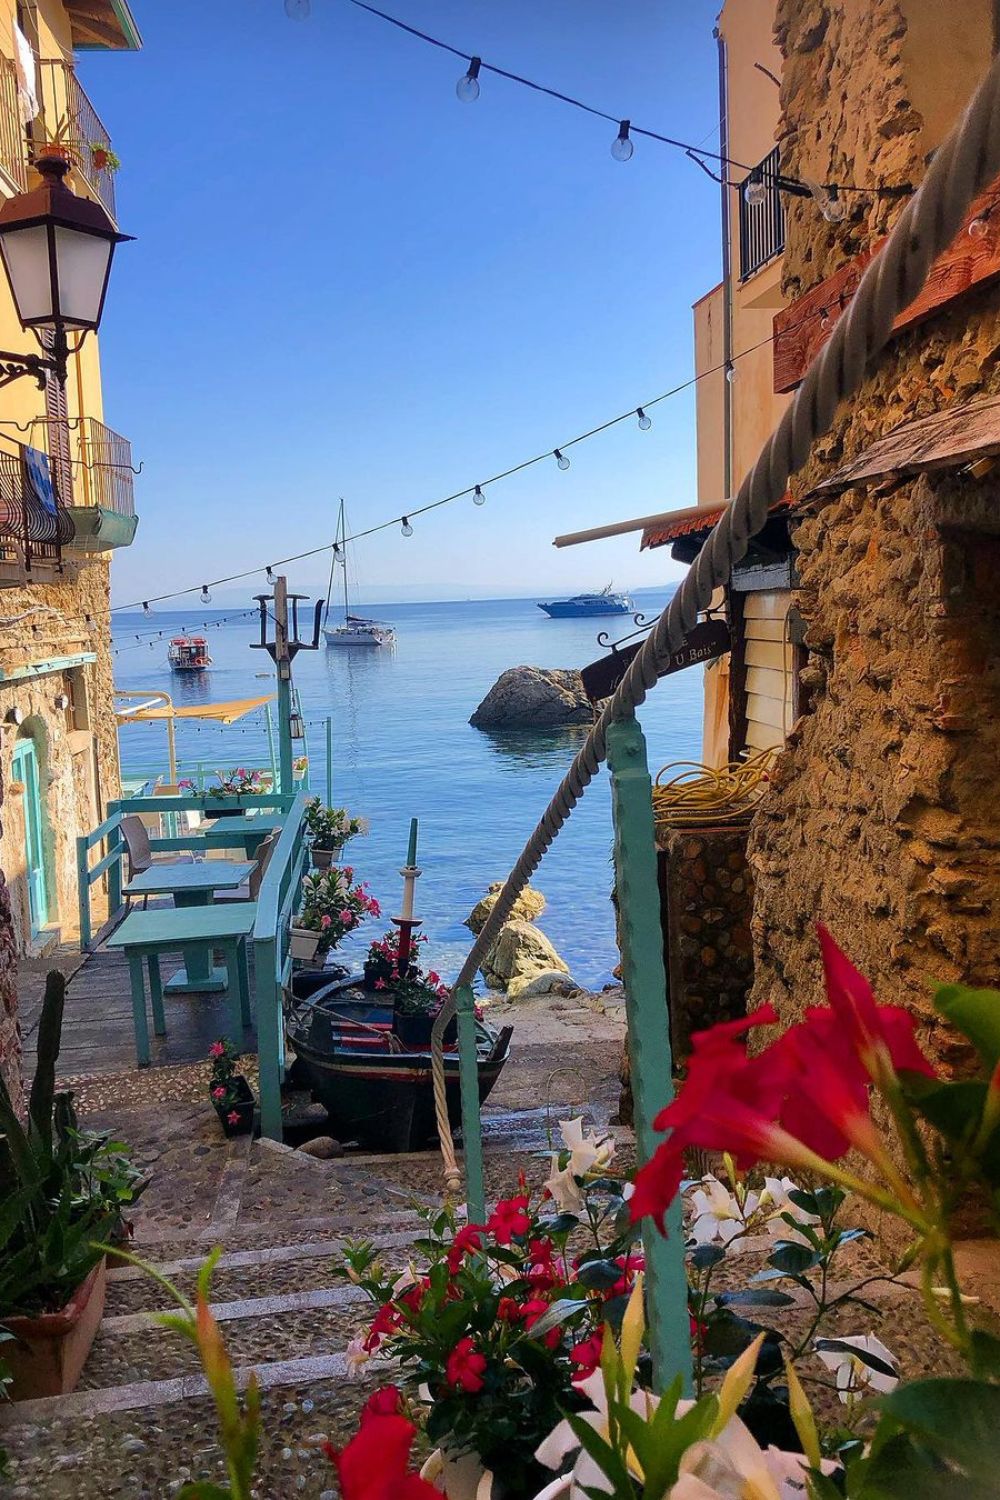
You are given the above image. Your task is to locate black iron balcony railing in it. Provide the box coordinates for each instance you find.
[0,441,74,574]
[35,59,116,222]
[0,51,28,190]
[738,146,785,280]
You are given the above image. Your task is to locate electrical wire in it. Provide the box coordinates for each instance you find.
[342,0,911,198]
[111,298,836,615]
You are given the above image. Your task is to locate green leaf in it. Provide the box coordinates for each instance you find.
[768,1242,820,1276]
[717,1288,796,1308]
[969,1331,1000,1380]
[564,1410,634,1498]
[879,1379,1000,1481]
[787,1188,819,1214]
[541,1213,581,1235]
[525,1297,589,1338]
[576,1259,623,1291]
[689,1244,726,1271]
[176,1484,234,1499]
[902,1076,987,1146]
[858,1428,996,1500]
[932,985,1000,1071]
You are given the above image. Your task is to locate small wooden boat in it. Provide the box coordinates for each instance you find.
[286,972,512,1153]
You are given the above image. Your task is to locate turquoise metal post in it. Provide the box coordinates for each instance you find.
[265,705,277,786]
[455,982,485,1224]
[406,816,418,867]
[325,717,333,807]
[277,673,293,797]
[606,714,693,1394]
[76,835,92,951]
[256,934,283,1139]
[108,820,123,917]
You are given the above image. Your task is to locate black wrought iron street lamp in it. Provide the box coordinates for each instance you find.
[0,152,132,390]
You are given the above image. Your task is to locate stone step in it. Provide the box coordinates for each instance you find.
[103,1229,416,1317]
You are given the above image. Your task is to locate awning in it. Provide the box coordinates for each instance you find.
[115,695,274,726]
[811,395,1000,496]
[641,494,796,551]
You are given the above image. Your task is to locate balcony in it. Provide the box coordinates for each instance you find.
[29,416,138,549]
[34,59,117,222]
[0,439,75,583]
[738,146,785,281]
[0,51,28,191]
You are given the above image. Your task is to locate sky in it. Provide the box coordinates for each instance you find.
[82,0,724,608]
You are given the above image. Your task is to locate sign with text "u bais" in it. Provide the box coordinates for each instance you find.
[580,617,730,704]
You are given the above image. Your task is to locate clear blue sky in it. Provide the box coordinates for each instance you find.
[83,0,723,608]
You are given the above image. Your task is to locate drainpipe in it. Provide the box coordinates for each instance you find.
[714,24,734,501]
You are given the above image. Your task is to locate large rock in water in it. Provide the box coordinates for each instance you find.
[465,881,546,935]
[480,920,573,1000]
[470,666,591,729]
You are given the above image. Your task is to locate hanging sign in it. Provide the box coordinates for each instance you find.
[580,616,730,704]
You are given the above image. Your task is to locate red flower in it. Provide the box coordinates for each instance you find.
[570,1331,604,1383]
[446,1223,485,1273]
[364,1301,403,1352]
[360,1386,403,1423]
[445,1336,487,1393]
[226,1110,241,1125]
[211,1086,226,1101]
[325,1412,438,1500]
[817,924,935,1083]
[496,1296,521,1322]
[520,1296,561,1349]
[611,1252,645,1297]
[208,1041,225,1059]
[487,1194,531,1245]
[528,1237,556,1265]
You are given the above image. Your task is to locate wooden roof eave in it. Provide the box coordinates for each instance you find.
[66,0,142,51]
[808,394,1000,499]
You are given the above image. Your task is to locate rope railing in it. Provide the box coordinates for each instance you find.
[430,50,1000,1193]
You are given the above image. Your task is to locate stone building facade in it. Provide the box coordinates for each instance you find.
[0,0,140,1107]
[746,0,1000,1073]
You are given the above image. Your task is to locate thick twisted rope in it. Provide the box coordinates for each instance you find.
[431,52,1000,1193]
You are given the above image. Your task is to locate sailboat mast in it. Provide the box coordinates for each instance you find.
[340,499,350,626]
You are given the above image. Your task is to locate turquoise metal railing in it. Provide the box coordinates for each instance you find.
[252,791,311,1140]
[77,788,294,952]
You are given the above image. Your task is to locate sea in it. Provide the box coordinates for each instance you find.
[113,590,703,990]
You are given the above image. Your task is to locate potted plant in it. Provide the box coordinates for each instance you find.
[0,972,138,1399]
[393,968,455,1049]
[292,755,308,783]
[363,927,420,991]
[304,797,366,868]
[289,865,380,964]
[89,141,120,174]
[207,1038,256,1137]
[198,768,268,816]
[332,1143,630,1500]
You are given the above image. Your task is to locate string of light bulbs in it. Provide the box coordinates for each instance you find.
[285,0,912,210]
[111,296,838,616]
[112,607,259,654]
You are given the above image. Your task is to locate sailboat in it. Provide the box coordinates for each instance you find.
[323,500,396,649]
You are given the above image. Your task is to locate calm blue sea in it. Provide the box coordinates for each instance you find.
[113,591,702,989]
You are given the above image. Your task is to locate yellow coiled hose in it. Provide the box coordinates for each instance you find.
[651,750,773,830]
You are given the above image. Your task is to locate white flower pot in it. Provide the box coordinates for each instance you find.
[533,1481,571,1500]
[289,926,320,961]
[420,1447,494,1500]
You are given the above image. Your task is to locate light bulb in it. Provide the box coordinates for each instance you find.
[821,187,846,223]
[636,407,651,431]
[200,585,212,604]
[401,516,413,537]
[142,601,151,616]
[457,57,481,102]
[473,485,486,506]
[744,168,767,208]
[284,0,310,17]
[969,214,989,240]
[611,120,633,163]
[725,364,736,385]
[266,566,275,583]
[554,449,570,471]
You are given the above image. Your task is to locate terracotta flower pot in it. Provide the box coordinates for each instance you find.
[3,1257,107,1400]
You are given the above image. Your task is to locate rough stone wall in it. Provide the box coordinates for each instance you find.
[659,828,754,1061]
[0,554,120,953]
[748,3,1000,1079]
[0,757,22,1112]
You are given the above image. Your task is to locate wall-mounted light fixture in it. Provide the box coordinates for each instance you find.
[53,692,70,710]
[4,706,24,726]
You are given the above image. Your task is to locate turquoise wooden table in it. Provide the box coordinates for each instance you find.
[107,904,257,1066]
[198,815,284,857]
[122,861,256,993]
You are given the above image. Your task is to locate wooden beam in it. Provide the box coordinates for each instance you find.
[773,173,1000,393]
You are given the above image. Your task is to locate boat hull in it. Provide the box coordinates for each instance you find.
[323,627,394,648]
[538,599,631,618]
[286,980,510,1152]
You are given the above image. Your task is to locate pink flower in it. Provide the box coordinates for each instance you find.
[339,908,353,923]
[208,1041,225,1059]
[375,979,387,990]
[428,972,441,986]
[227,1110,241,1125]
[211,1086,226,1101]
[320,914,332,929]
